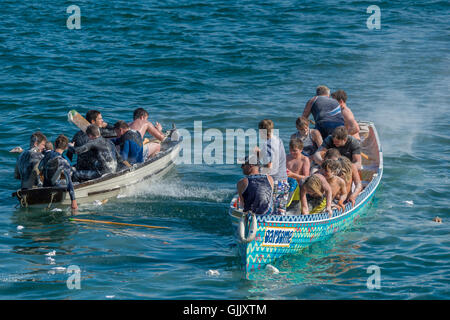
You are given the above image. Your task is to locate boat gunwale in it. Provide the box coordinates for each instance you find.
[11,138,182,198]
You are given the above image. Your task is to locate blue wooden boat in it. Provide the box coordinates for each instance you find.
[228,121,382,278]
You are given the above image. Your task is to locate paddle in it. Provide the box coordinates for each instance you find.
[67,110,91,132]
[69,217,170,230]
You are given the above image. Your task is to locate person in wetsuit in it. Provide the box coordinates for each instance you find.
[302,85,345,139]
[67,110,116,171]
[14,131,47,189]
[237,155,274,215]
[39,134,78,210]
[112,120,144,165]
[69,125,124,182]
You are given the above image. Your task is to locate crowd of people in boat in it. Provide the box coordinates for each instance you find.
[14,108,166,210]
[237,85,363,217]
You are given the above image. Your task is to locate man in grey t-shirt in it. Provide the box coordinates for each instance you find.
[313,126,362,170]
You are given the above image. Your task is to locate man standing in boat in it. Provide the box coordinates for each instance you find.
[39,135,78,210]
[14,131,47,189]
[302,85,345,139]
[237,155,274,215]
[67,110,116,171]
[129,108,165,159]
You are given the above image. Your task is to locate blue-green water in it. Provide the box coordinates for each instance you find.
[1,1,449,299]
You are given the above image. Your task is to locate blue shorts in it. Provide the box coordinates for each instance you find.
[315,121,344,139]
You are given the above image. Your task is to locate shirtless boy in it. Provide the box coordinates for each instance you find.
[286,138,310,184]
[129,108,165,159]
[331,90,360,140]
[319,159,347,212]
[338,156,363,207]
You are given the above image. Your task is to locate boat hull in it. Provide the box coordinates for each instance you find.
[229,121,383,278]
[12,138,181,207]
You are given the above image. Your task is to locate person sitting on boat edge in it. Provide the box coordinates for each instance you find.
[66,110,116,171]
[302,85,345,139]
[38,135,78,210]
[256,119,289,215]
[318,159,347,212]
[286,138,310,185]
[69,125,125,182]
[331,90,360,140]
[290,116,322,160]
[313,126,362,170]
[112,121,144,165]
[237,155,274,216]
[300,174,333,217]
[129,108,165,159]
[14,131,47,189]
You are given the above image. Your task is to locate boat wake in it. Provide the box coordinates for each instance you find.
[116,177,235,203]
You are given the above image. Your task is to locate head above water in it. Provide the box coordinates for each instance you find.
[133,108,149,120]
[30,131,47,151]
[316,85,330,97]
[86,124,100,139]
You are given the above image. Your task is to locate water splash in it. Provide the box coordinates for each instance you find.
[117,178,235,203]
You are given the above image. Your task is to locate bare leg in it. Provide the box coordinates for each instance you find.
[146,143,161,159]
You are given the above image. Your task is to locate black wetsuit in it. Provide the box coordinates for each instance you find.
[66,124,116,170]
[14,146,44,189]
[38,150,76,201]
[70,136,123,182]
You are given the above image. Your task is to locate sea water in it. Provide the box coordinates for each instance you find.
[0,0,448,299]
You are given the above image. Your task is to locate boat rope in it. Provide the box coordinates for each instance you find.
[16,189,28,208]
[238,211,257,243]
[46,192,57,210]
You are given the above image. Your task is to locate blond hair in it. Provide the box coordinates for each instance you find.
[303,175,323,197]
[338,156,353,182]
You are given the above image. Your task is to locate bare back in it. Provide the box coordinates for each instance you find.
[325,175,346,200]
[129,118,165,141]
